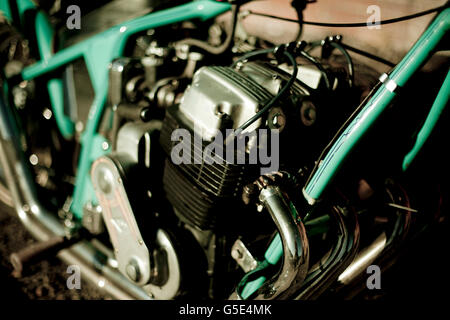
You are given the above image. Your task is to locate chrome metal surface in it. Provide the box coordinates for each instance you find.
[335,180,412,291]
[0,179,13,207]
[231,239,258,273]
[178,65,269,141]
[91,155,151,285]
[143,229,182,300]
[295,206,360,300]
[338,232,387,285]
[252,186,309,300]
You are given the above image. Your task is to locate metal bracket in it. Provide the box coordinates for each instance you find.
[302,187,317,205]
[91,155,151,285]
[379,73,399,93]
[231,239,258,273]
[82,202,105,235]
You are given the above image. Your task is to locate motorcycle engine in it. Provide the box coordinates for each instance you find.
[100,29,371,299]
[160,59,349,231]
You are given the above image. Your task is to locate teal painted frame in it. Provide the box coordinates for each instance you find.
[304,8,450,202]
[1,0,231,218]
[2,0,448,299]
[240,8,450,299]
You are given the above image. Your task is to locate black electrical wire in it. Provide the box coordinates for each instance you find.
[329,41,354,87]
[306,39,395,68]
[246,3,449,28]
[231,47,275,68]
[175,3,239,55]
[294,11,304,42]
[339,42,396,68]
[234,50,298,134]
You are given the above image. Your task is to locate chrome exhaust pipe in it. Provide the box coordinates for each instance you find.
[295,205,360,300]
[338,232,387,286]
[0,95,150,299]
[337,181,412,288]
[230,185,310,300]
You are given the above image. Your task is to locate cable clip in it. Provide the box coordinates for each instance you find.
[379,73,399,93]
[321,35,343,59]
[274,41,307,61]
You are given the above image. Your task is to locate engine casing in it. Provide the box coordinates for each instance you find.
[160,61,323,230]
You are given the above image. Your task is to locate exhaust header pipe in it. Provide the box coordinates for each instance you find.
[230,185,309,300]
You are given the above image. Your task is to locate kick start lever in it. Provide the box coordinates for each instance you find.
[9,234,81,277]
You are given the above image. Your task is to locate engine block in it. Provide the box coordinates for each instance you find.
[160,61,321,230]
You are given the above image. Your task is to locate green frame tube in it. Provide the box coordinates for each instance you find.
[240,7,450,299]
[3,0,448,299]
[3,0,231,218]
[402,70,450,171]
[304,8,450,202]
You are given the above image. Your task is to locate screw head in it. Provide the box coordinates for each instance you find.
[272,113,286,129]
[102,141,109,151]
[231,249,243,260]
[300,101,317,126]
[126,260,141,282]
[140,108,151,122]
[268,107,286,130]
